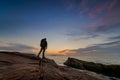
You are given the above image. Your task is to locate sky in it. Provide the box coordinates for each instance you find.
[0,0,120,56]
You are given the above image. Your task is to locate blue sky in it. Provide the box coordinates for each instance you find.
[0,0,120,55]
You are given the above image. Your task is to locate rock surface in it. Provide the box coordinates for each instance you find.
[0,52,99,80]
[64,57,120,79]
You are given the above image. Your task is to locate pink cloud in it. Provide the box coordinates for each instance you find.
[107,0,117,15]
[84,17,104,31]
[88,0,119,18]
[84,14,120,33]
[62,0,120,21]
[89,3,107,18]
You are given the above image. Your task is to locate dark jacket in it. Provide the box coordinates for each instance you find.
[40,39,47,48]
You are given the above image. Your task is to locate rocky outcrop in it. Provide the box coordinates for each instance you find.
[0,52,99,80]
[64,57,120,78]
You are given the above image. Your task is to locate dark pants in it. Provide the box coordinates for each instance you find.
[38,47,46,58]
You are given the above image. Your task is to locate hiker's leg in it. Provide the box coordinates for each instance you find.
[42,48,45,58]
[37,48,42,57]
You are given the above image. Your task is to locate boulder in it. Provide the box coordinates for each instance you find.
[64,57,120,78]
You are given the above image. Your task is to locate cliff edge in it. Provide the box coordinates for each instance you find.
[0,52,99,80]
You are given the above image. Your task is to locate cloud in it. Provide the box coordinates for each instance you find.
[88,0,120,19]
[94,40,120,48]
[58,49,70,53]
[63,0,120,18]
[0,42,38,53]
[107,0,119,15]
[88,0,120,18]
[66,20,120,41]
[89,2,107,18]
[108,35,120,40]
[0,42,9,46]
[59,40,120,55]
[106,35,120,42]
[64,0,120,41]
[85,22,120,33]
[66,31,99,41]
[58,49,76,55]
[69,11,120,40]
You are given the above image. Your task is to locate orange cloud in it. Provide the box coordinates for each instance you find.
[58,49,70,54]
[0,43,10,46]
[58,49,76,56]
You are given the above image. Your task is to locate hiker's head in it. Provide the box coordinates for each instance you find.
[43,38,46,40]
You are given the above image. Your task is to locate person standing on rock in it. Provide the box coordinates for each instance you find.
[37,38,47,58]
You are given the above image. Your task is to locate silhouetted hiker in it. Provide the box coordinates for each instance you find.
[37,38,47,58]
